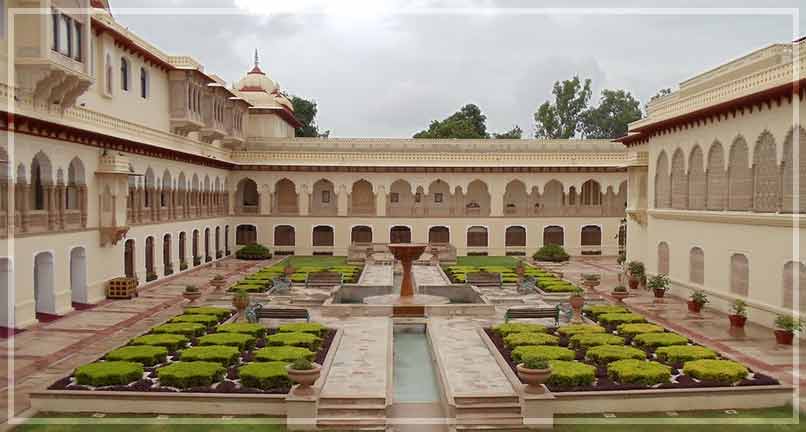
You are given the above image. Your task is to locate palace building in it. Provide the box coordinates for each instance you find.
[0,0,802,331]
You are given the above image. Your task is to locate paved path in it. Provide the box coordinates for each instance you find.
[0,257,279,424]
[412,265,449,287]
[429,318,516,397]
[358,263,394,286]
[320,318,390,399]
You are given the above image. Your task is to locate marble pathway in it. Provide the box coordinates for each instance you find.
[320,317,390,399]
[358,263,394,286]
[412,265,449,286]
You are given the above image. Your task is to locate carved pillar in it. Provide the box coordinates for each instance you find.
[298,186,310,216]
[79,185,88,227]
[489,183,504,217]
[56,183,66,229]
[376,185,387,217]
[46,185,57,230]
[17,182,29,232]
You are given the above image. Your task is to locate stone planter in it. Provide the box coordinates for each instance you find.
[517,364,551,394]
[729,314,747,328]
[183,291,201,303]
[774,330,794,345]
[611,291,628,303]
[232,296,250,320]
[569,294,584,323]
[287,363,322,396]
[211,278,227,290]
[653,288,666,299]
[687,300,704,313]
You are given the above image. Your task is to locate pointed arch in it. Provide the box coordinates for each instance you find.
[670,148,688,209]
[752,131,779,212]
[654,151,670,208]
[706,141,727,210]
[688,146,705,209]
[728,137,752,210]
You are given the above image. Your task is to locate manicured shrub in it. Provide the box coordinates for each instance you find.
[655,346,717,364]
[236,244,272,260]
[585,345,647,365]
[254,346,315,362]
[682,359,748,385]
[106,345,168,366]
[184,307,232,320]
[277,322,327,336]
[546,360,596,388]
[216,323,267,338]
[150,323,206,337]
[228,283,268,293]
[633,333,688,349]
[583,305,628,319]
[198,333,256,351]
[569,333,625,349]
[74,361,144,387]
[616,323,665,337]
[157,361,226,389]
[492,323,546,337]
[556,324,606,337]
[540,283,579,293]
[597,312,646,327]
[533,244,570,262]
[130,334,189,352]
[503,332,559,348]
[170,314,220,329]
[239,362,291,390]
[511,345,575,363]
[607,359,671,386]
[179,345,241,366]
[267,332,321,350]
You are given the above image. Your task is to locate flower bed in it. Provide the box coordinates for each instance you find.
[48,309,336,395]
[485,305,780,393]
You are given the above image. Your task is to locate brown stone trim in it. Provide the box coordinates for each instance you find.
[233,165,626,173]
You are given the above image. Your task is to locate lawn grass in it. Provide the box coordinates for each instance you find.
[13,414,285,432]
[282,256,347,268]
[456,256,520,267]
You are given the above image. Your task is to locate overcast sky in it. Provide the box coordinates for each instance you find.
[111,1,804,138]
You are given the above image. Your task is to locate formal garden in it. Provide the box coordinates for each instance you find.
[443,252,579,293]
[227,255,364,293]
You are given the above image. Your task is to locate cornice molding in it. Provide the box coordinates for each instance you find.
[648,208,805,228]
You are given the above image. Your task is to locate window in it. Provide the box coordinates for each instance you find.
[120,57,129,91]
[689,247,704,285]
[140,67,149,98]
[52,11,59,51]
[434,193,443,203]
[73,21,82,61]
[414,193,421,203]
[390,192,399,203]
[657,242,670,274]
[321,190,330,203]
[57,14,72,56]
[730,254,749,296]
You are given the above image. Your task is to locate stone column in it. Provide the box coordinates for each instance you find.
[79,185,88,227]
[46,185,57,230]
[298,186,310,216]
[259,186,272,215]
[55,183,66,229]
[336,185,348,216]
[489,183,504,217]
[375,185,387,216]
[17,182,28,232]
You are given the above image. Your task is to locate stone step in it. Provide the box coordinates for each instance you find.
[318,405,387,418]
[319,397,387,406]
[455,404,522,416]
[316,417,387,430]
[453,396,520,406]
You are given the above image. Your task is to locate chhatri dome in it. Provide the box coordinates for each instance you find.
[234,50,294,111]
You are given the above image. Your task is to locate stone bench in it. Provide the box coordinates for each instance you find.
[504,306,560,326]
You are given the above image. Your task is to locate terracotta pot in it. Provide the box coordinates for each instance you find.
[183,291,201,303]
[728,314,747,328]
[287,363,322,396]
[232,296,250,311]
[628,277,639,290]
[611,291,628,303]
[516,364,551,394]
[687,300,703,313]
[569,295,585,309]
[774,329,794,345]
[653,288,666,299]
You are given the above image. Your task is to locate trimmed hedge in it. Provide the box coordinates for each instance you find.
[74,361,144,387]
[503,332,559,348]
[236,244,272,260]
[682,359,748,385]
[556,324,606,337]
[492,323,547,337]
[533,244,570,262]
[585,345,647,365]
[616,323,665,337]
[228,283,268,293]
[546,360,596,388]
[633,333,689,349]
[179,345,241,366]
[512,345,575,363]
[157,361,226,389]
[106,345,168,366]
[607,359,671,386]
[198,333,256,351]
[254,346,315,362]
[130,334,189,352]
[150,323,206,337]
[540,283,580,293]
[597,313,646,327]
[216,323,267,338]
[170,314,220,329]
[277,322,327,336]
[239,362,291,390]
[583,305,628,320]
[655,346,717,364]
[184,307,232,320]
[267,332,321,350]
[569,333,625,349]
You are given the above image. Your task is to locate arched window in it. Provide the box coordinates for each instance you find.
[313,225,334,247]
[178,232,186,264]
[670,149,687,209]
[580,225,601,246]
[236,225,257,245]
[543,226,564,246]
[782,128,806,213]
[752,131,779,212]
[140,67,149,99]
[730,253,749,296]
[428,226,450,244]
[689,247,704,285]
[30,152,52,211]
[236,178,259,211]
[467,226,488,247]
[390,226,412,244]
[728,137,752,211]
[120,57,130,91]
[505,226,526,247]
[706,141,727,210]
[782,261,806,311]
[688,146,705,210]
[145,236,155,277]
[66,158,84,210]
[580,180,601,206]
[654,151,670,208]
[274,225,295,247]
[657,242,669,275]
[351,226,373,244]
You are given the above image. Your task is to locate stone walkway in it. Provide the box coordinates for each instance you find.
[412,265,449,286]
[358,263,394,286]
[320,317,390,399]
[429,318,516,397]
[0,257,279,424]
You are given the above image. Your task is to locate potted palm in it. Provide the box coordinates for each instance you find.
[773,314,803,345]
[647,273,670,299]
[286,358,322,396]
[627,261,645,290]
[183,285,201,303]
[688,290,708,313]
[728,299,748,328]
[611,285,628,303]
[516,358,552,394]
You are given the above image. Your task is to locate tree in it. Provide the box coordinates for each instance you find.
[580,89,642,139]
[414,104,489,139]
[290,95,328,137]
[646,87,672,112]
[533,76,592,139]
[493,125,523,139]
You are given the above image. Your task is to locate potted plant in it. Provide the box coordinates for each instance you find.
[611,285,628,303]
[286,358,322,396]
[647,273,670,299]
[773,314,803,345]
[232,290,250,319]
[581,273,601,291]
[569,286,585,323]
[211,274,227,290]
[183,285,201,303]
[164,263,174,276]
[627,261,645,290]
[179,260,188,271]
[516,358,552,394]
[688,290,709,313]
[729,299,748,328]
[146,271,157,282]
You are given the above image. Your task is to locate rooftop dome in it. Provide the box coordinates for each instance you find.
[234,50,294,110]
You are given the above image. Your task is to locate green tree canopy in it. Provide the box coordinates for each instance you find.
[580,89,642,139]
[533,76,592,139]
[414,104,489,139]
[493,125,523,139]
[291,95,329,138]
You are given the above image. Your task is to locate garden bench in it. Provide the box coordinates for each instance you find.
[253,304,310,322]
[466,271,502,289]
[504,306,560,326]
[305,271,343,289]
